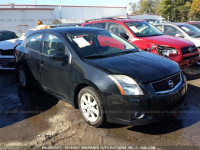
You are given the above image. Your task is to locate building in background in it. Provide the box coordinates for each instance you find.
[0,3,127,34]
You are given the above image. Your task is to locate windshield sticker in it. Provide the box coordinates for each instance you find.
[130,26,139,33]
[73,37,91,48]
[181,27,190,32]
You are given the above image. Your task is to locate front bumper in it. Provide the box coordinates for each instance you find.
[103,80,187,126]
[0,55,15,70]
[168,52,199,68]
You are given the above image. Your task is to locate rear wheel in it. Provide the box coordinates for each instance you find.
[18,66,28,88]
[78,86,106,127]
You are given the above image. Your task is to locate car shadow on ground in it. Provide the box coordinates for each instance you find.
[0,71,59,128]
[182,64,200,81]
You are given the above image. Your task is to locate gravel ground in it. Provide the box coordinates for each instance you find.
[0,65,200,150]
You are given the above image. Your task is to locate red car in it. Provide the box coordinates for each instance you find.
[82,19,199,68]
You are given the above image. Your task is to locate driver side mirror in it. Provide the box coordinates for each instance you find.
[50,52,68,61]
[119,33,129,40]
[175,33,184,38]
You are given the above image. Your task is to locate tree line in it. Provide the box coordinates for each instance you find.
[129,0,200,22]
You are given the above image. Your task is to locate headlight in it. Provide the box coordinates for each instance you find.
[108,75,144,95]
[162,48,177,57]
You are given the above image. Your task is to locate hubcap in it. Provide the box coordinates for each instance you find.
[19,68,26,87]
[80,93,99,122]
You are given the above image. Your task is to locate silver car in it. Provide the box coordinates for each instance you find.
[0,30,22,70]
[155,23,200,65]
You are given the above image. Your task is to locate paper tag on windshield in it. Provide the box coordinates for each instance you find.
[73,37,90,48]
[130,26,139,33]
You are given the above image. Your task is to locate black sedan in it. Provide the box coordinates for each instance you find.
[15,27,187,127]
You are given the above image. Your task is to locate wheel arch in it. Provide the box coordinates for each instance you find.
[73,81,102,109]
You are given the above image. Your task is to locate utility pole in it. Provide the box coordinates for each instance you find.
[35,0,37,5]
[60,0,62,19]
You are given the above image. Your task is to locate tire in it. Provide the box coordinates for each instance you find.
[197,61,200,66]
[18,66,28,88]
[78,86,106,127]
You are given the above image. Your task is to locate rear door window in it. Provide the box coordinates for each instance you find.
[26,34,43,52]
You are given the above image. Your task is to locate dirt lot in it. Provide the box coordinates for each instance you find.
[0,65,200,150]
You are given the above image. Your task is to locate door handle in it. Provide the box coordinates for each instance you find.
[40,63,45,67]
[39,60,45,67]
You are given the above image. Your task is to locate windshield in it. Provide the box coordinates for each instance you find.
[0,31,18,41]
[190,24,200,30]
[125,22,164,37]
[178,24,200,38]
[66,30,138,59]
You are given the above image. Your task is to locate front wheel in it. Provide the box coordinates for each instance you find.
[78,86,106,127]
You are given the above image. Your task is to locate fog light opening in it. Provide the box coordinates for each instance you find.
[135,112,145,119]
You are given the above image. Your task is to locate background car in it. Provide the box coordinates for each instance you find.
[155,23,200,65]
[82,19,199,68]
[15,27,187,127]
[0,30,22,70]
[186,21,200,30]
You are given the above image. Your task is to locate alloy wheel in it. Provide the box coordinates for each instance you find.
[80,93,100,123]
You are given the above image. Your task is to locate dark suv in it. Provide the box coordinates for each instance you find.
[15,27,187,127]
[82,19,199,68]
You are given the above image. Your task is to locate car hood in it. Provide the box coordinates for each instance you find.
[0,38,22,50]
[86,51,180,83]
[187,37,200,47]
[140,35,194,48]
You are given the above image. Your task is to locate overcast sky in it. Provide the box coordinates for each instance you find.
[1,0,139,7]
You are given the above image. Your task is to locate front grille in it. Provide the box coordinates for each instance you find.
[151,72,181,93]
[0,58,15,68]
[0,49,14,56]
[181,45,197,55]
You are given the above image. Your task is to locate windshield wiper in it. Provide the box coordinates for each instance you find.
[111,50,134,56]
[84,54,108,59]
[150,34,163,36]
[136,34,163,37]
[84,51,134,59]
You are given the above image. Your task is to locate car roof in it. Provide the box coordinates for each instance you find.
[0,30,16,33]
[84,19,145,24]
[157,22,189,26]
[32,27,105,35]
[186,21,200,24]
